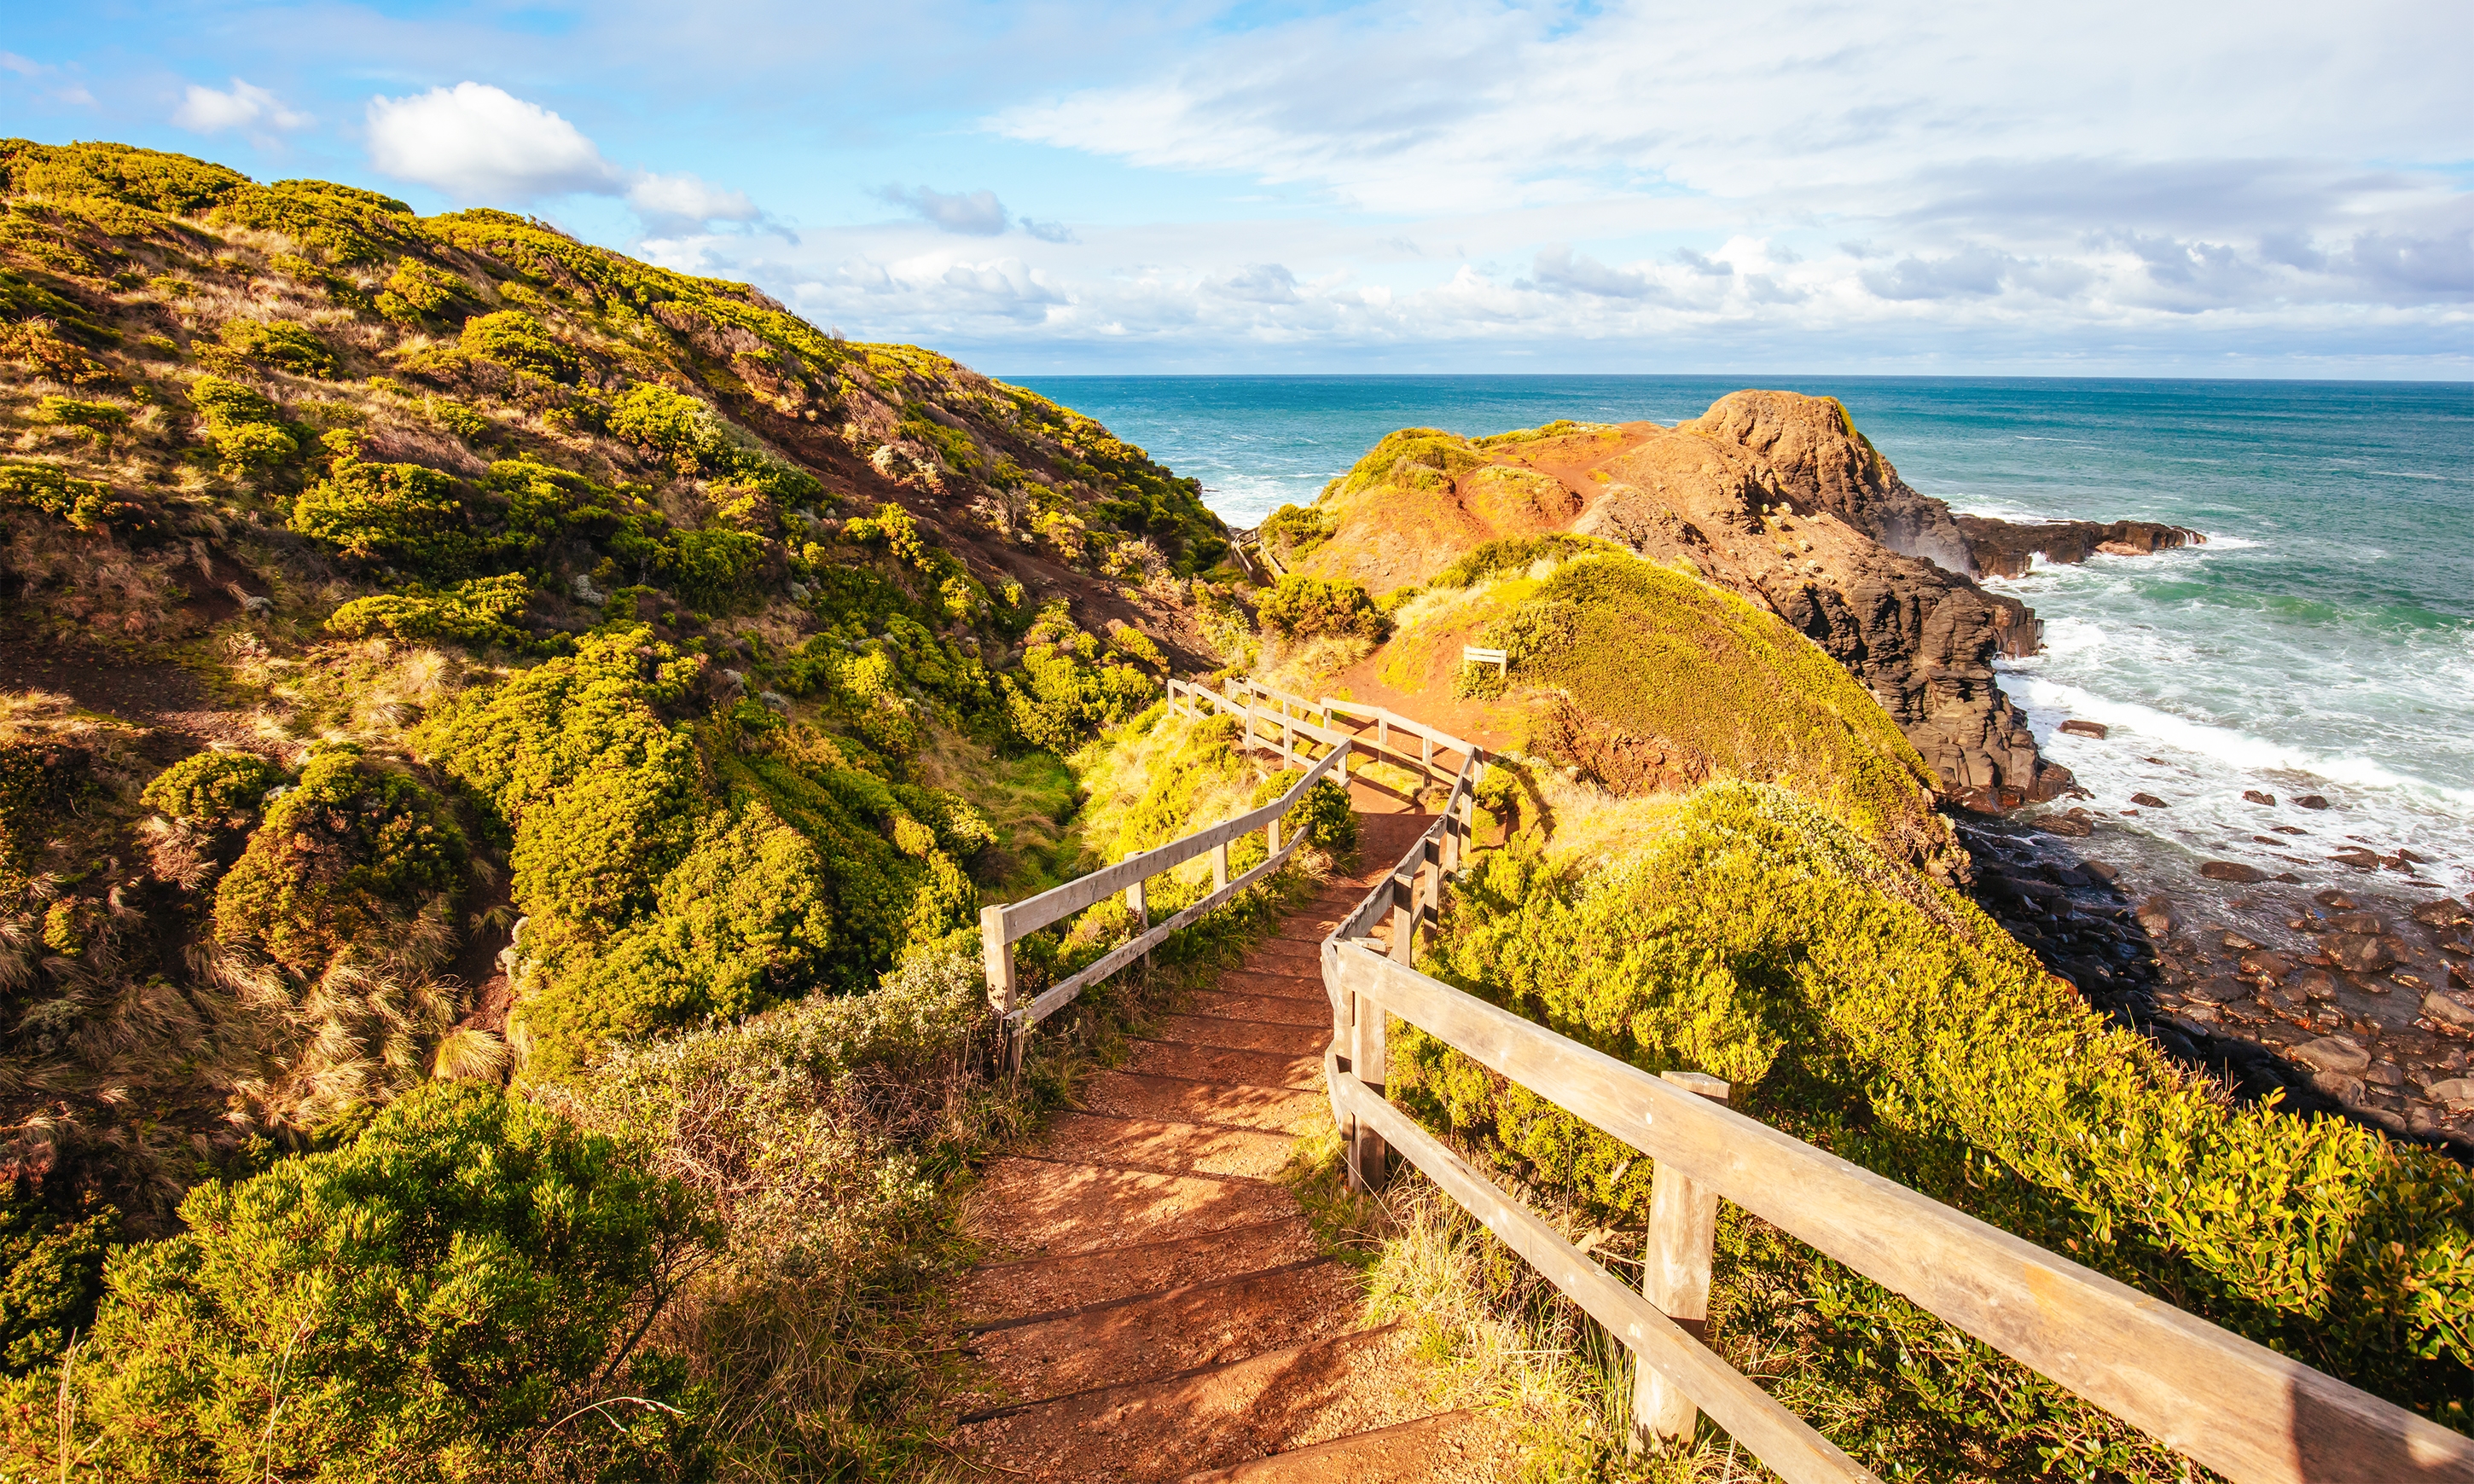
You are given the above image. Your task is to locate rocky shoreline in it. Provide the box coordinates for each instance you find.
[1954,515,2208,579]
[1961,814,2474,1156]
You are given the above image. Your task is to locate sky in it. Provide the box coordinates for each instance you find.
[3,0,2471,377]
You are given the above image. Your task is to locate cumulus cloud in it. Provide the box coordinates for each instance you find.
[880,185,1011,235]
[1213,263,1299,304]
[172,78,311,133]
[1021,217,1078,243]
[1528,246,1670,302]
[365,81,765,236]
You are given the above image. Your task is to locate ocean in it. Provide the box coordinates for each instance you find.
[1011,375,2474,897]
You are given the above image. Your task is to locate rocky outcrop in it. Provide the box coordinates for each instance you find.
[1957,516,2207,578]
[1294,389,2210,811]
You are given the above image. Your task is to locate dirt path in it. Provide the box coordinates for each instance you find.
[953,774,1519,1482]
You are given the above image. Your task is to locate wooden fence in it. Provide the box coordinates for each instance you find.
[1318,745,2474,1484]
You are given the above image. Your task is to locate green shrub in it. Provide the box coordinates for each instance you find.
[140,750,282,829]
[1000,602,1156,754]
[207,178,415,265]
[188,375,299,478]
[0,739,79,895]
[0,139,247,217]
[459,310,577,382]
[325,573,531,646]
[1258,501,1335,561]
[0,1185,112,1377]
[1406,780,2474,1427]
[32,395,128,443]
[668,525,768,613]
[1429,533,1623,591]
[0,1081,708,1480]
[205,316,337,378]
[378,258,463,319]
[0,461,148,533]
[1257,573,1385,642]
[291,456,478,577]
[212,745,466,971]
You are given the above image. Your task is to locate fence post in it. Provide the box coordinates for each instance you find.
[981,902,1019,1071]
[1635,1071,1732,1451]
[1377,710,1390,754]
[1421,731,1433,774]
[1213,838,1228,892]
[1281,717,1293,768]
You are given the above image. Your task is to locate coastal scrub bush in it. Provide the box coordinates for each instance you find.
[459,309,577,382]
[1000,601,1156,754]
[325,573,531,646]
[290,456,478,577]
[202,316,337,379]
[188,375,299,478]
[0,461,148,533]
[0,1186,112,1377]
[0,1081,710,1481]
[1403,780,2474,1433]
[140,750,282,829]
[1257,573,1385,643]
[212,745,466,972]
[1258,501,1335,562]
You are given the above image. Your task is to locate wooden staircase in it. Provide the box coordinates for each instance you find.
[953,789,1515,1482]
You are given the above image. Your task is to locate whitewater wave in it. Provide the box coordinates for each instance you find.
[2006,675,2474,814]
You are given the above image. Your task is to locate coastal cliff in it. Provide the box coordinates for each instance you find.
[1277,390,2202,809]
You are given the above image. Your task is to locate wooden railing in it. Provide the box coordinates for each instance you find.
[1321,738,2474,1484]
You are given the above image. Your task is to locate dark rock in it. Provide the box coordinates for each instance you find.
[2083,858,2118,884]
[2292,1035,2371,1075]
[2295,795,2331,809]
[2455,963,2474,992]
[2413,899,2474,929]
[2271,825,2308,835]
[2200,861,2268,883]
[1955,515,2206,578]
[2188,977,2251,1003]
[2329,846,2381,870]
[2428,1076,2474,1110]
[2035,813,2094,838]
[2239,952,2294,982]
[2309,1069,2368,1104]
[2424,994,2474,1031]
[2221,930,2262,951]
[2130,791,2169,809]
[2243,790,2275,806]
[2059,719,2108,739]
[2366,1060,2406,1087]
[2315,890,2357,910]
[2293,969,2340,1000]
[2330,912,2385,935]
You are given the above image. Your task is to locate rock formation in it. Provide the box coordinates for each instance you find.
[1291,391,2200,811]
[1957,516,2207,578]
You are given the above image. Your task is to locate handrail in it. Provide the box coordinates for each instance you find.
[1319,731,2474,1483]
[979,708,1350,1041]
[1178,675,1477,779]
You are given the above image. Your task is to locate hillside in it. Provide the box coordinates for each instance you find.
[1264,392,2198,813]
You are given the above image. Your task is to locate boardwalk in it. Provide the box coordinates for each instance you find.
[954,781,1515,1482]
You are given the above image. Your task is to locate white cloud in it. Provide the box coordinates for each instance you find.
[628,171,759,231]
[880,184,1011,235]
[368,83,618,201]
[172,78,312,133]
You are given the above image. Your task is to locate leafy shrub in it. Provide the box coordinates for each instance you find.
[1257,574,1385,642]
[207,178,415,265]
[377,258,464,320]
[1258,501,1335,561]
[1429,533,1624,590]
[1406,780,2474,1426]
[1000,602,1156,754]
[325,574,531,646]
[32,395,128,444]
[0,461,148,533]
[0,139,247,217]
[459,310,577,382]
[0,1186,112,1377]
[188,375,299,478]
[668,525,769,613]
[290,457,478,577]
[212,745,466,972]
[140,750,282,829]
[205,316,337,378]
[0,1081,708,1481]
[607,381,819,504]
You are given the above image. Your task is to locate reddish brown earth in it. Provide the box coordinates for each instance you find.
[955,770,1519,1482]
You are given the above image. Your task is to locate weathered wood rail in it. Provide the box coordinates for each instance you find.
[1317,735,2474,1484]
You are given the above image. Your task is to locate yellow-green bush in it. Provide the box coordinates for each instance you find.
[202,316,336,378]
[1257,573,1384,642]
[212,745,466,972]
[290,455,478,577]
[324,573,531,646]
[458,309,576,382]
[139,750,282,829]
[0,460,148,533]
[1403,780,2474,1434]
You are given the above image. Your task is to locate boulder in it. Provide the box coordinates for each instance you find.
[2309,1070,2368,1106]
[2221,930,2262,951]
[2427,1077,2474,1110]
[2243,790,2275,806]
[2329,846,2381,870]
[2200,861,2268,883]
[2059,719,2108,739]
[2295,795,2331,809]
[2293,969,2340,1000]
[2423,993,2474,1031]
[2238,951,2294,982]
[2330,912,2385,935]
[2413,899,2474,929]
[2135,907,2174,937]
[2292,1036,2372,1075]
[2036,814,2094,838]
[2130,791,2169,809]
[2326,934,2396,973]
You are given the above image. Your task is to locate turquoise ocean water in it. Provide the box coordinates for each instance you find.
[1012,375,2474,895]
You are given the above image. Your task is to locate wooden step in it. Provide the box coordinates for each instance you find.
[970,1155,1297,1263]
[970,1257,1363,1400]
[1157,1013,1327,1058]
[1176,1410,1515,1482]
[1186,989,1330,1026]
[1038,1111,1296,1180]
[955,1325,1428,1484]
[1129,1038,1320,1089]
[961,1216,1320,1325]
[1079,1070,1325,1130]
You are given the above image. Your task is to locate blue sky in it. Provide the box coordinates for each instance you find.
[4,0,2471,376]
